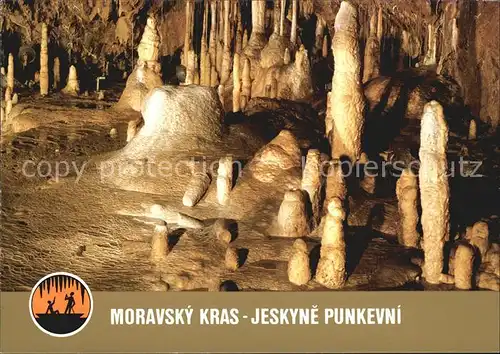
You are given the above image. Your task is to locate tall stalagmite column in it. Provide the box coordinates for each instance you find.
[396,168,420,248]
[328,1,365,162]
[7,53,14,92]
[241,58,251,109]
[40,23,49,96]
[419,101,450,284]
[301,149,322,227]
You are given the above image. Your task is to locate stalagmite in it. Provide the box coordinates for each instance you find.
[454,243,475,290]
[277,189,310,238]
[7,53,14,91]
[137,17,161,66]
[316,197,347,289]
[284,47,291,64]
[182,165,211,207]
[0,67,5,75]
[291,0,298,44]
[396,168,420,248]
[217,156,233,205]
[4,88,12,118]
[53,57,60,89]
[62,65,80,95]
[468,119,477,140]
[242,29,248,49]
[328,1,365,162]
[40,23,49,96]
[126,118,142,142]
[241,58,251,109]
[225,246,239,271]
[214,219,233,244]
[419,101,450,284]
[288,239,311,286]
[12,93,18,105]
[270,78,278,99]
[232,53,241,112]
[363,12,380,83]
[150,221,169,263]
[315,17,325,56]
[322,35,328,58]
[324,162,347,209]
[302,149,322,227]
[377,7,383,42]
[193,54,200,85]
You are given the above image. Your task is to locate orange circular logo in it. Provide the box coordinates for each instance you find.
[29,272,93,337]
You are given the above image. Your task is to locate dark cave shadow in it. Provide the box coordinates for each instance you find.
[167,228,186,250]
[345,226,373,277]
[237,248,249,268]
[219,280,239,291]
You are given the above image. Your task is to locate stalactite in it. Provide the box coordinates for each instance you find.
[419,101,450,284]
[423,23,437,66]
[322,35,328,58]
[241,57,251,109]
[232,52,241,112]
[280,0,286,36]
[315,17,325,56]
[291,0,298,45]
[223,0,231,49]
[363,12,381,83]
[209,0,218,65]
[377,7,383,43]
[220,48,231,85]
[251,0,266,35]
[183,0,193,66]
[193,53,200,85]
[211,64,219,86]
[242,29,249,49]
[40,23,49,96]
[185,50,196,85]
[284,47,291,64]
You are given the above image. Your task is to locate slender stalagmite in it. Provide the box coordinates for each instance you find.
[241,58,251,109]
[468,119,477,140]
[232,52,241,112]
[150,221,169,263]
[419,101,450,283]
[454,243,475,290]
[284,47,291,64]
[288,239,311,286]
[217,156,233,205]
[291,0,298,44]
[277,189,310,238]
[53,57,60,89]
[4,87,12,118]
[40,23,49,96]
[280,0,286,36]
[328,1,365,162]
[302,149,322,227]
[7,53,14,92]
[322,35,328,58]
[183,163,211,207]
[396,168,420,248]
[62,65,80,95]
[316,197,347,289]
[363,12,380,83]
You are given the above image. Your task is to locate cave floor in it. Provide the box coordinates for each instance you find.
[1,93,499,292]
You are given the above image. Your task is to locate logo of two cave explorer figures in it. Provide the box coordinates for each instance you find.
[29,272,93,337]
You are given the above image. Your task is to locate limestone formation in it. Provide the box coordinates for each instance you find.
[62,65,80,95]
[277,189,310,238]
[324,162,347,210]
[225,246,239,271]
[220,49,231,86]
[138,17,161,64]
[210,64,219,87]
[242,29,249,50]
[4,88,12,118]
[396,168,420,248]
[232,53,241,112]
[291,0,298,45]
[316,197,347,289]
[218,84,225,107]
[468,119,477,140]
[12,93,18,105]
[214,219,232,244]
[284,47,291,65]
[0,67,4,76]
[328,1,365,162]
[252,0,266,35]
[419,101,450,284]
[7,53,14,91]
[466,221,489,260]
[185,50,196,85]
[53,57,61,89]
[280,0,286,36]
[248,130,302,183]
[363,13,380,83]
[454,243,475,290]
[301,149,322,227]
[183,0,194,66]
[476,272,499,292]
[217,156,233,205]
[150,204,204,229]
[126,118,143,142]
[182,166,211,207]
[40,23,49,96]
[423,23,437,66]
[322,35,328,58]
[288,239,311,285]
[150,221,169,264]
